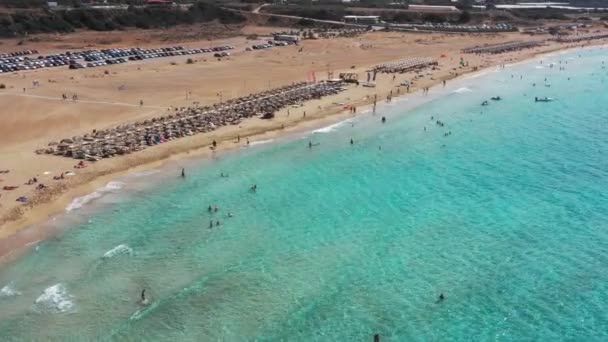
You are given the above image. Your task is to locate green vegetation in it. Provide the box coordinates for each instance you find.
[508,8,569,20]
[0,2,245,37]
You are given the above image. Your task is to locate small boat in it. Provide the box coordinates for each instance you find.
[481,101,489,106]
[535,97,553,102]
[491,96,501,101]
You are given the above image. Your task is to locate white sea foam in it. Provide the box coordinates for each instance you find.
[102,244,133,259]
[465,67,500,79]
[104,181,125,190]
[131,170,161,178]
[249,139,274,146]
[535,66,545,69]
[0,282,21,298]
[34,283,74,313]
[312,119,351,134]
[66,181,126,212]
[66,192,103,212]
[453,87,472,94]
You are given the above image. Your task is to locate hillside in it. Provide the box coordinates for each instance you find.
[0,2,246,37]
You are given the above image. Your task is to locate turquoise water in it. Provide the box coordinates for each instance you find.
[1,48,608,341]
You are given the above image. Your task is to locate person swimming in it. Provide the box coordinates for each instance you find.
[141,289,149,305]
[350,138,354,145]
[481,101,489,106]
[208,205,212,212]
[381,116,386,123]
[437,293,445,303]
[251,184,257,192]
[374,334,380,342]
[308,140,313,149]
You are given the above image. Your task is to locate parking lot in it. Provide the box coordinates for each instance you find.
[0,45,235,73]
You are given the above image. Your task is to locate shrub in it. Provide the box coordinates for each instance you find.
[0,83,5,89]
[186,58,194,64]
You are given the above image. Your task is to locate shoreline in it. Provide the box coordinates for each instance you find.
[0,39,601,260]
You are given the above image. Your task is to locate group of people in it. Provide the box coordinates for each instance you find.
[61,93,79,101]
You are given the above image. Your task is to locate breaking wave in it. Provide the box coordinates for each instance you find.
[312,119,351,134]
[102,244,133,259]
[66,181,125,212]
[34,283,75,313]
[248,139,274,146]
[0,282,21,298]
[453,87,472,94]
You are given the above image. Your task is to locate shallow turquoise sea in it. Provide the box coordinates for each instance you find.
[1,48,608,341]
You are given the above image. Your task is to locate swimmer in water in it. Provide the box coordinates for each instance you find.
[141,289,149,305]
[350,138,354,145]
[437,293,445,303]
[381,116,386,123]
[251,184,257,192]
[308,140,313,149]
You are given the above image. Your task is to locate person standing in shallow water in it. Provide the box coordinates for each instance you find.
[350,138,354,145]
[181,168,185,178]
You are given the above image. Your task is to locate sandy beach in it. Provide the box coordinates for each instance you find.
[0,26,602,257]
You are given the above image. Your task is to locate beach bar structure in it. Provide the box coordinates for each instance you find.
[371,57,438,73]
[462,40,543,54]
[38,82,346,160]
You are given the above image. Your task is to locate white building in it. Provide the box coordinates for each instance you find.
[343,16,380,25]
